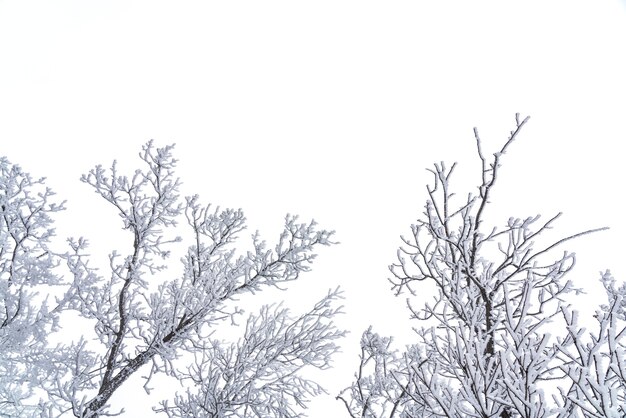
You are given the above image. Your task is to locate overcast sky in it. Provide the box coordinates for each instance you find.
[1,1,626,416]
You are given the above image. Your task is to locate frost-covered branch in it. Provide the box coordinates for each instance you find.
[0,156,73,416]
[554,270,626,417]
[158,289,345,418]
[340,114,616,418]
[2,142,342,417]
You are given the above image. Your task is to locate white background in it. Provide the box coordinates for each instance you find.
[1,1,626,416]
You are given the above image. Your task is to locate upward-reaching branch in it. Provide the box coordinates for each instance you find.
[341,114,614,418]
[29,141,344,418]
[471,113,530,268]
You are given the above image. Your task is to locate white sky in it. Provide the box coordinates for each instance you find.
[1,1,626,416]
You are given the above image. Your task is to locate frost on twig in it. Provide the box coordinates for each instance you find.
[554,270,626,417]
[0,156,72,417]
[1,142,343,417]
[158,288,346,418]
[339,114,617,418]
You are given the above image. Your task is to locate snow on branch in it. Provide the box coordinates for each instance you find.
[340,114,619,418]
[1,142,343,417]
